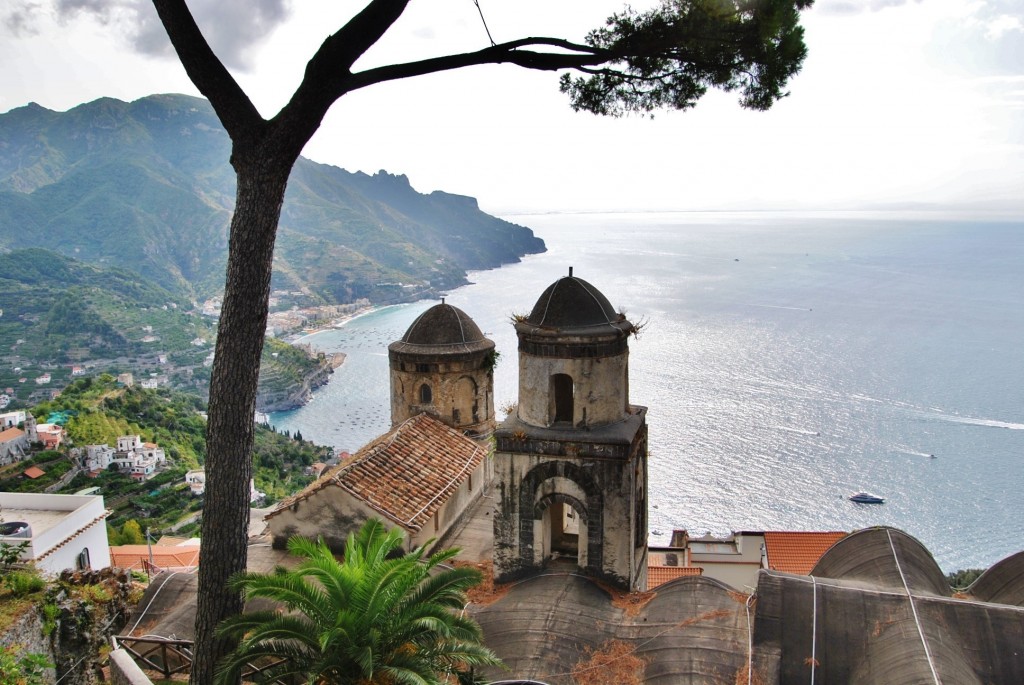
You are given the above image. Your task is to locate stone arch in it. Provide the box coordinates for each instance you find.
[533,492,589,523]
[452,375,479,426]
[518,460,603,574]
[419,383,432,404]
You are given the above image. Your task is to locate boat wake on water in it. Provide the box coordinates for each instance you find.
[895,447,936,458]
[913,409,1024,431]
[776,426,820,436]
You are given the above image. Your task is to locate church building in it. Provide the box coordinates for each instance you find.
[387,299,497,442]
[266,301,496,551]
[492,269,649,591]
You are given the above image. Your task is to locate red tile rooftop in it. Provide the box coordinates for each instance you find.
[0,427,24,442]
[269,413,484,533]
[647,565,703,589]
[763,531,847,575]
[109,544,200,571]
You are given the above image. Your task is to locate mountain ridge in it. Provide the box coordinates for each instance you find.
[0,93,545,302]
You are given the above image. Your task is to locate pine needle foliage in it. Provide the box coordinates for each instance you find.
[214,518,500,685]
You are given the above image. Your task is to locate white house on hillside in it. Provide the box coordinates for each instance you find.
[111,436,167,481]
[184,469,262,502]
[184,469,205,495]
[77,445,116,473]
[0,410,26,429]
[0,492,111,575]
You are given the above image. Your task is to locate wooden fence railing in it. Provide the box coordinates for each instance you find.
[112,636,289,682]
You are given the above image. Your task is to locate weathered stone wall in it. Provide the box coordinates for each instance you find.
[493,419,648,592]
[268,485,382,551]
[516,350,629,428]
[0,569,134,685]
[0,606,57,684]
[269,460,489,554]
[409,459,488,550]
[389,354,495,437]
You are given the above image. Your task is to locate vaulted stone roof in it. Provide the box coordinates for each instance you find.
[473,573,751,685]
[389,302,493,357]
[401,303,484,345]
[526,273,621,330]
[267,413,484,533]
[809,526,949,595]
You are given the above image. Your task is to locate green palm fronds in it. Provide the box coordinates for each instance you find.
[214,518,500,685]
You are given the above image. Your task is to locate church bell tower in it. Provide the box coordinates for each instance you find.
[388,300,497,442]
[492,269,648,590]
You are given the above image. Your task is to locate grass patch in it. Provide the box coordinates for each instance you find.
[0,587,44,634]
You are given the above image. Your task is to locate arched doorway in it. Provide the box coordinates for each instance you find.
[534,493,588,570]
[550,373,574,424]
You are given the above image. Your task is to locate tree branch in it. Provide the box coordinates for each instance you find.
[310,0,413,74]
[268,0,413,163]
[150,0,263,142]
[345,37,613,92]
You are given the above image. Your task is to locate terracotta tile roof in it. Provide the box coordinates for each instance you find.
[763,531,847,575]
[109,544,200,571]
[268,414,484,533]
[0,427,24,442]
[647,565,703,589]
[23,466,45,479]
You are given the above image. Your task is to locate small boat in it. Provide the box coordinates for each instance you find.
[849,492,885,504]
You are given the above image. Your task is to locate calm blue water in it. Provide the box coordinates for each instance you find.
[271,212,1024,572]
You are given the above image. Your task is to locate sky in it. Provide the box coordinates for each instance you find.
[2,0,1022,216]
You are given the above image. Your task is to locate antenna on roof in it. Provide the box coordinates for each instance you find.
[569,266,574,277]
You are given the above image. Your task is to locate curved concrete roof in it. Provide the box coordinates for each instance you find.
[472,572,752,685]
[122,527,1024,685]
[810,526,949,596]
[967,550,1024,606]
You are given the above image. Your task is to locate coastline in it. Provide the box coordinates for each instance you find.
[289,304,378,343]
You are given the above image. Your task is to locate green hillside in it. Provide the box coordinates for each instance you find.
[6,375,331,533]
[0,94,545,303]
[0,248,329,409]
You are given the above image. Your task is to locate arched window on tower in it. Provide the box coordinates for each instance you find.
[551,374,574,423]
[419,383,432,404]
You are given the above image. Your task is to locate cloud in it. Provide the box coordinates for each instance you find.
[3,2,42,36]
[819,0,923,16]
[985,14,1024,40]
[3,0,292,70]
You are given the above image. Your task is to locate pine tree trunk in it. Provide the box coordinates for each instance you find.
[190,151,290,684]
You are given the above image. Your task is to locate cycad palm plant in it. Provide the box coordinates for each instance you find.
[214,518,500,685]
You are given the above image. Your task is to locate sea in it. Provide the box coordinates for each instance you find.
[269,211,1024,573]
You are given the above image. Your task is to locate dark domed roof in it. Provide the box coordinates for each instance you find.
[401,303,486,346]
[527,275,619,329]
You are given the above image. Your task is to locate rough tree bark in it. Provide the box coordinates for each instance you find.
[148,1,814,682]
[191,149,292,681]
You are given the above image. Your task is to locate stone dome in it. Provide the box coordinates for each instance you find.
[527,274,621,330]
[400,302,486,346]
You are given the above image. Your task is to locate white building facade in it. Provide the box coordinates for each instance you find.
[0,492,111,575]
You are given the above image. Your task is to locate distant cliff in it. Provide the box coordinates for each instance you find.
[256,339,338,413]
[0,94,546,304]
